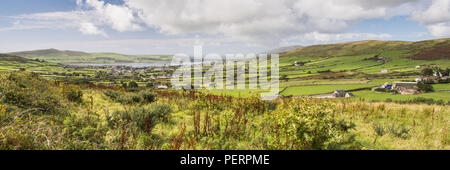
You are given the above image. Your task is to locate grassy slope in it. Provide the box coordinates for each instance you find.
[276,39,450,99]
[8,49,172,64]
[0,54,100,79]
[279,38,450,78]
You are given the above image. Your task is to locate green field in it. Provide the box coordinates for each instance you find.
[280,84,376,96]
[348,90,450,102]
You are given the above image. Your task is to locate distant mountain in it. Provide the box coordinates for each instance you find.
[281,38,450,60]
[265,45,303,54]
[0,53,35,62]
[8,49,172,64]
[9,49,90,57]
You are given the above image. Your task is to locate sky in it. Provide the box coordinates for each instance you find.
[0,0,449,55]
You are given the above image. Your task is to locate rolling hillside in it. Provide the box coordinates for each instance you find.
[278,38,450,80]
[0,54,56,72]
[280,38,450,59]
[8,49,172,64]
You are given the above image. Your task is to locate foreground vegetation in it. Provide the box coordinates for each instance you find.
[0,71,447,150]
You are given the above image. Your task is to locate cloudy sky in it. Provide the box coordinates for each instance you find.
[0,0,449,55]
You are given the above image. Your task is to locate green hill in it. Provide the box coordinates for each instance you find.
[8,49,172,64]
[279,38,450,80]
[0,53,36,62]
[281,38,450,60]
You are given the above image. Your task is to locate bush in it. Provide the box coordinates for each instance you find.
[107,104,173,133]
[151,104,172,122]
[64,86,83,103]
[104,90,157,105]
[418,82,434,93]
[373,123,386,136]
[266,98,350,150]
[117,93,141,105]
[103,90,121,101]
[388,124,410,139]
[334,119,356,132]
[411,97,434,105]
[139,91,157,104]
[0,71,67,113]
[127,81,139,91]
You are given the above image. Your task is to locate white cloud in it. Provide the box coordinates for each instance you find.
[412,0,450,37]
[79,22,107,36]
[123,0,419,43]
[283,32,392,44]
[426,23,450,37]
[83,0,142,32]
[3,0,142,36]
[2,0,446,48]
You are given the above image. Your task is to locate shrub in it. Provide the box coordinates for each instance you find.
[104,90,157,105]
[418,82,434,92]
[421,68,433,76]
[128,81,139,91]
[0,71,67,113]
[411,97,434,105]
[334,119,356,132]
[388,124,410,139]
[64,86,83,103]
[103,90,121,101]
[151,104,172,122]
[117,93,142,105]
[139,91,157,104]
[373,123,386,136]
[107,104,173,133]
[266,98,348,150]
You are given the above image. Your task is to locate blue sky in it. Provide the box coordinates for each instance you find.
[0,0,448,55]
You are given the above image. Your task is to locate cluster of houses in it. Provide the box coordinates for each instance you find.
[333,90,354,98]
[372,82,420,95]
[311,90,355,99]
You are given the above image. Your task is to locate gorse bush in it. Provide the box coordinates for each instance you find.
[266,98,349,150]
[0,71,67,113]
[107,104,172,133]
[151,104,172,122]
[103,90,157,105]
[139,91,157,104]
[127,81,139,92]
[103,90,120,101]
[64,86,83,103]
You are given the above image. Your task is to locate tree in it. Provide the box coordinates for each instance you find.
[128,81,139,89]
[421,68,434,76]
[146,82,154,88]
[443,68,450,77]
[418,82,434,93]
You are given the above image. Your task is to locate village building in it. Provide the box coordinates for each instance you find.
[294,61,304,67]
[333,90,346,98]
[380,69,388,73]
[393,82,419,95]
[157,85,168,89]
[381,82,393,89]
[345,93,354,98]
